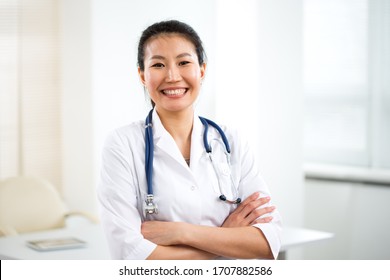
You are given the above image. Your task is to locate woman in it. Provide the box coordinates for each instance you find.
[97,20,282,260]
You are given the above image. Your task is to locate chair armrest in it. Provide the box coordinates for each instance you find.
[0,225,18,236]
[64,211,99,224]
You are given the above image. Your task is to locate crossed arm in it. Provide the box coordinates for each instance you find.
[141,192,276,260]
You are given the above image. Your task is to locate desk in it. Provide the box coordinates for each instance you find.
[0,223,110,260]
[0,224,333,260]
[279,226,334,259]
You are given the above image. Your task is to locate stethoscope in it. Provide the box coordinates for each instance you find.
[144,109,241,215]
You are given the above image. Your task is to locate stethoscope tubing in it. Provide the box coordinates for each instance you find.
[145,109,154,195]
[199,116,231,153]
[144,109,241,215]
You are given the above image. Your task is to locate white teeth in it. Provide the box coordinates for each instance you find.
[162,89,186,95]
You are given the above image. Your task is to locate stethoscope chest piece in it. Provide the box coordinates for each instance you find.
[143,194,158,215]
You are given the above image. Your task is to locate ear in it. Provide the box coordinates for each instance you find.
[138,67,146,86]
[200,63,206,80]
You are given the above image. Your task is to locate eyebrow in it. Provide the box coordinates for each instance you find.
[149,53,193,60]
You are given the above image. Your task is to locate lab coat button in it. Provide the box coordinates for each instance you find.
[190,185,196,191]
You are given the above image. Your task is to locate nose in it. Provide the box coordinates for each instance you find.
[165,65,181,82]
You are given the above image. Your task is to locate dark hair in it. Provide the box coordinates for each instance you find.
[137,20,207,71]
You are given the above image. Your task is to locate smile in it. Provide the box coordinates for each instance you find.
[161,88,188,96]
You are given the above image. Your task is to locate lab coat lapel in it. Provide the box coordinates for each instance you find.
[189,114,204,172]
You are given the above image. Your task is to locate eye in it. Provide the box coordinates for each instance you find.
[178,61,190,66]
[151,63,164,68]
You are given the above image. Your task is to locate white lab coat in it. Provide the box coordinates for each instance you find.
[97,110,282,260]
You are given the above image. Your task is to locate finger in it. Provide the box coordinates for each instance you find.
[244,205,275,224]
[235,193,267,216]
[234,192,260,213]
[252,216,274,225]
[239,196,271,218]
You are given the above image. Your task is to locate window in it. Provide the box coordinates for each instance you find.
[0,0,62,189]
[303,0,390,169]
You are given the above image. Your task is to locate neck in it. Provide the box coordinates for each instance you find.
[155,108,194,140]
[155,107,194,160]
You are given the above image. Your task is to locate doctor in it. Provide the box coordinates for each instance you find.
[97,20,282,260]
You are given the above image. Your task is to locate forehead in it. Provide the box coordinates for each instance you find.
[144,34,197,58]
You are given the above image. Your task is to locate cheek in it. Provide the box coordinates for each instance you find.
[184,68,202,83]
[144,71,161,89]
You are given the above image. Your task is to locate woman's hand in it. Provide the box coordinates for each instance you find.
[141,192,276,247]
[141,221,186,246]
[222,192,275,228]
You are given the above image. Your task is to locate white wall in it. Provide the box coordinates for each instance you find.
[61,0,96,212]
[215,0,304,227]
[303,179,390,259]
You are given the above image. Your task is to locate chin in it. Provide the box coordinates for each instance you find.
[160,103,194,113]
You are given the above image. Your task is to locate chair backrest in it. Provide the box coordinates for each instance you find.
[0,176,68,236]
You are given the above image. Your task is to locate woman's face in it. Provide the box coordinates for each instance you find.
[139,34,206,115]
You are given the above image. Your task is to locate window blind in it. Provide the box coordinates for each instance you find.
[0,0,19,178]
[0,0,62,191]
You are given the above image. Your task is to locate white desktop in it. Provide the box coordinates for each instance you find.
[0,223,333,260]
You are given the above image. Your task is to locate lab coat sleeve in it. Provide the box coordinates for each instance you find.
[97,130,157,259]
[236,132,282,259]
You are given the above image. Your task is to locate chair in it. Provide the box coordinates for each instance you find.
[0,176,98,236]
